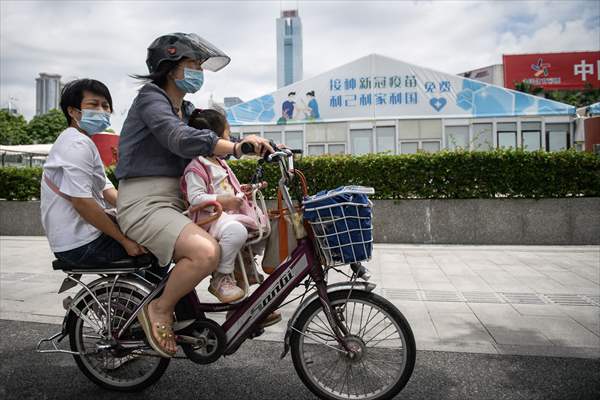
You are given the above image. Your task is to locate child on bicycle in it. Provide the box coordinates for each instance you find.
[181,109,269,304]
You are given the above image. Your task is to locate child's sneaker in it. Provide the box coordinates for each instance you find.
[209,273,245,303]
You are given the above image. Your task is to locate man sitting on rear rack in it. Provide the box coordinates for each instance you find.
[41,79,146,266]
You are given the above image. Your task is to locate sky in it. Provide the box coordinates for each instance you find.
[1,0,599,132]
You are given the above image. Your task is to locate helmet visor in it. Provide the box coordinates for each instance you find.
[187,33,231,72]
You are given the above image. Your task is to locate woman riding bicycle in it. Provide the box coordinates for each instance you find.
[115,32,274,357]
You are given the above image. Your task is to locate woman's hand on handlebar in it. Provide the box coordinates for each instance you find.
[120,237,147,257]
[239,135,275,157]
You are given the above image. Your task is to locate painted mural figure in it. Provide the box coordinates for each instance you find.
[305,90,320,120]
[281,92,296,120]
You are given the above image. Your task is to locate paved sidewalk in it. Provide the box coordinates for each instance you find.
[1,236,598,358]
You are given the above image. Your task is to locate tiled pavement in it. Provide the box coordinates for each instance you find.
[1,236,598,358]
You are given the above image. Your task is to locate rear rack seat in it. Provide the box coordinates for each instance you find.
[52,254,157,274]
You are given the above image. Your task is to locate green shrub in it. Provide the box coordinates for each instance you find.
[0,167,43,200]
[229,149,600,199]
[1,150,599,201]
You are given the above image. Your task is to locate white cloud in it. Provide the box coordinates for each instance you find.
[1,0,598,132]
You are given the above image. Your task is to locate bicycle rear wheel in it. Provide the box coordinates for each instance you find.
[290,290,415,400]
[68,279,170,391]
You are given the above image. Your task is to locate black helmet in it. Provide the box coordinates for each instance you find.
[146,33,230,73]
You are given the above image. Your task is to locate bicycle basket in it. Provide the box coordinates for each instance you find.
[303,186,375,267]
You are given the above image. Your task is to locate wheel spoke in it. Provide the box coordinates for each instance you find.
[321,356,343,388]
[358,303,365,337]
[294,327,346,354]
[359,310,382,338]
[356,359,372,397]
[363,356,397,379]
[349,301,357,334]
[359,358,385,392]
[366,329,401,348]
[314,314,336,336]
[364,321,394,346]
[358,306,372,337]
[361,315,387,339]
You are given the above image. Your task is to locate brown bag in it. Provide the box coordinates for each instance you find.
[261,170,308,274]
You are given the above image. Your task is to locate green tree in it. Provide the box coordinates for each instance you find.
[514,81,544,96]
[545,84,600,108]
[0,109,30,145]
[25,109,68,144]
[514,81,600,108]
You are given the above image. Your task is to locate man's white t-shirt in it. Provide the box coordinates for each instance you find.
[41,127,114,252]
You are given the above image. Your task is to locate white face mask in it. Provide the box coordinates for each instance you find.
[76,109,111,135]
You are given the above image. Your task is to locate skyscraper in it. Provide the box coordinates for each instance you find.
[276,9,303,88]
[35,73,62,115]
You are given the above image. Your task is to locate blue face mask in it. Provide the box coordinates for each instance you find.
[78,109,111,135]
[175,67,204,94]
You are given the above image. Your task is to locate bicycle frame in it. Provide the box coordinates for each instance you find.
[114,150,353,356]
[36,147,413,399]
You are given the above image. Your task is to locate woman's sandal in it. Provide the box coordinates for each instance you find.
[137,303,176,358]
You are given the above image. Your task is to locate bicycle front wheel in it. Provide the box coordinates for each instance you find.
[290,290,415,400]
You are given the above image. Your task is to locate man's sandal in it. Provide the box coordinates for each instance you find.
[137,303,176,358]
[260,310,282,328]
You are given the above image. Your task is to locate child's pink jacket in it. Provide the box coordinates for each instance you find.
[180,157,268,232]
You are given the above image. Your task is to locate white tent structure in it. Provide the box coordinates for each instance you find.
[0,144,52,155]
[226,54,576,155]
[0,144,52,167]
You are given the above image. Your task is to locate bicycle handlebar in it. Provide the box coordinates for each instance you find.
[239,139,297,163]
[240,142,255,155]
[266,150,291,162]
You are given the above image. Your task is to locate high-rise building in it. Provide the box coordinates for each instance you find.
[35,73,62,115]
[276,9,303,88]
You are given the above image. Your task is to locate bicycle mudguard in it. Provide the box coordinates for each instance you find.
[280,281,376,359]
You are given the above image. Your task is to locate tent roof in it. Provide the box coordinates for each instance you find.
[226,54,575,126]
[0,144,52,155]
[588,102,600,116]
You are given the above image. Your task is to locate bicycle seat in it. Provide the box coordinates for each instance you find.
[52,254,156,274]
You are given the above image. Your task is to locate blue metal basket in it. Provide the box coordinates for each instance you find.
[303,186,375,267]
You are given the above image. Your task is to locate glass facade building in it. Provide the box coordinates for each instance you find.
[35,73,62,115]
[276,10,303,88]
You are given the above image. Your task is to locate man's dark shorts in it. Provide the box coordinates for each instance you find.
[54,234,128,266]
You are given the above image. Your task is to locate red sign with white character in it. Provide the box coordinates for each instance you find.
[503,51,600,90]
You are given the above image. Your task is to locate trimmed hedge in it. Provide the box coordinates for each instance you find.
[0,166,43,201]
[1,150,599,201]
[231,149,600,200]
